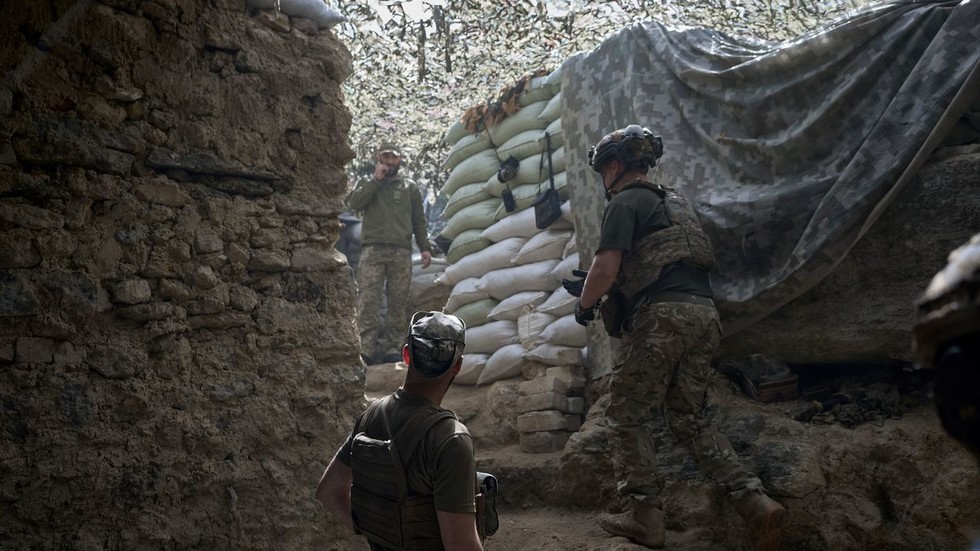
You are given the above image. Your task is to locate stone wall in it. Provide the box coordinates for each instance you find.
[0,2,363,549]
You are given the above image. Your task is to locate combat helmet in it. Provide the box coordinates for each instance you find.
[914,233,980,457]
[588,124,664,173]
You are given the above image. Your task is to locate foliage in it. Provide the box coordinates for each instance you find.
[333,0,875,192]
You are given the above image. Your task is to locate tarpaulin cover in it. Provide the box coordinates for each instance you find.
[560,0,980,337]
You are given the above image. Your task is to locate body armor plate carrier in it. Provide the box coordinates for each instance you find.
[613,181,715,301]
[350,398,455,551]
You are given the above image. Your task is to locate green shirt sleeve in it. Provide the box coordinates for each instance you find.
[347,178,380,212]
[432,430,476,514]
[410,184,432,253]
[598,200,638,252]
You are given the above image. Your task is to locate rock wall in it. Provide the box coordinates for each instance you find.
[0,2,364,549]
[718,146,980,365]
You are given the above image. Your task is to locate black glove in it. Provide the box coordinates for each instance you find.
[574,300,597,326]
[561,269,589,298]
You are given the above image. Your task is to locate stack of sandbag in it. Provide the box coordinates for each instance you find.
[515,367,586,453]
[438,67,590,391]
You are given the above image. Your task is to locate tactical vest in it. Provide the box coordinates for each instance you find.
[350,399,456,551]
[613,180,715,301]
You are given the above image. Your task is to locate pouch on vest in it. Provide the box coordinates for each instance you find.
[475,471,499,539]
[350,407,455,551]
[533,132,562,230]
[599,289,629,338]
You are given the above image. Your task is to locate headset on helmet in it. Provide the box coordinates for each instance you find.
[588,124,664,173]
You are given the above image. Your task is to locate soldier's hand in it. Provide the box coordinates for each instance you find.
[574,301,597,326]
[561,269,589,297]
[421,251,432,269]
[373,162,393,181]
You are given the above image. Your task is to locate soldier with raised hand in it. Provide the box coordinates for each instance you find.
[563,125,785,550]
[316,311,483,551]
[348,142,433,365]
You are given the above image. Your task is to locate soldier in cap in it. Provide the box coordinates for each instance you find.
[563,125,785,550]
[348,142,434,364]
[316,311,483,551]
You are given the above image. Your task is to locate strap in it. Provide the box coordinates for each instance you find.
[537,132,556,193]
[392,406,457,466]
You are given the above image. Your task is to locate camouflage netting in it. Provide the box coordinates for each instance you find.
[561,0,980,342]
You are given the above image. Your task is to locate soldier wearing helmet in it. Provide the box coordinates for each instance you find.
[348,142,434,365]
[563,125,785,550]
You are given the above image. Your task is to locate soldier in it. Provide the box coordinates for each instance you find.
[348,143,433,365]
[316,311,484,551]
[563,125,785,550]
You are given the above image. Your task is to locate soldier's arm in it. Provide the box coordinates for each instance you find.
[437,511,484,550]
[315,449,354,531]
[580,249,623,309]
[410,183,432,254]
[346,177,381,212]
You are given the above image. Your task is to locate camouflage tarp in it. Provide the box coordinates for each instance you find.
[561,0,980,342]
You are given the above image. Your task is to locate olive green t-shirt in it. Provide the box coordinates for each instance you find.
[598,184,713,298]
[339,388,476,514]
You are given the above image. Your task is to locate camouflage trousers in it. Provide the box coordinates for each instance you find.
[606,300,763,505]
[356,244,413,360]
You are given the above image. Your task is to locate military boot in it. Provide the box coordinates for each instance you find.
[733,490,786,551]
[597,503,666,549]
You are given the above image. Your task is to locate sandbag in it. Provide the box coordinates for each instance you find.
[492,174,570,221]
[482,152,552,195]
[481,207,570,243]
[518,308,557,349]
[465,320,519,355]
[511,229,573,266]
[524,343,582,366]
[443,101,551,171]
[456,354,488,385]
[452,298,498,329]
[246,0,345,28]
[444,118,469,146]
[445,229,492,265]
[445,277,489,313]
[440,198,499,240]
[443,150,500,197]
[413,254,448,275]
[477,343,526,385]
[488,291,549,322]
[563,231,578,258]
[541,315,588,348]
[496,129,547,161]
[517,75,560,107]
[437,237,527,286]
[477,259,560,301]
[538,91,562,122]
[443,182,492,220]
[536,287,577,317]
[550,252,581,283]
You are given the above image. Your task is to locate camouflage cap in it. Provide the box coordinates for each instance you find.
[588,124,664,172]
[406,311,466,378]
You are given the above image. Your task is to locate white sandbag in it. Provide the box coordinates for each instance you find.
[536,287,577,317]
[477,343,526,385]
[443,182,492,221]
[541,315,588,348]
[524,343,582,366]
[518,307,557,349]
[440,198,500,240]
[545,116,561,139]
[246,0,346,28]
[444,101,552,170]
[477,259,560,301]
[560,199,573,224]
[550,252,581,282]
[511,229,573,266]
[445,277,489,313]
[444,118,469,146]
[465,320,519,355]
[538,91,562,122]
[443,150,500,197]
[492,174,570,221]
[455,354,488,386]
[563,232,578,258]
[445,229,492,265]
[482,207,565,243]
[496,129,547,161]
[518,75,560,107]
[488,291,549,322]
[543,65,562,87]
[437,237,527,286]
[452,298,497,329]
